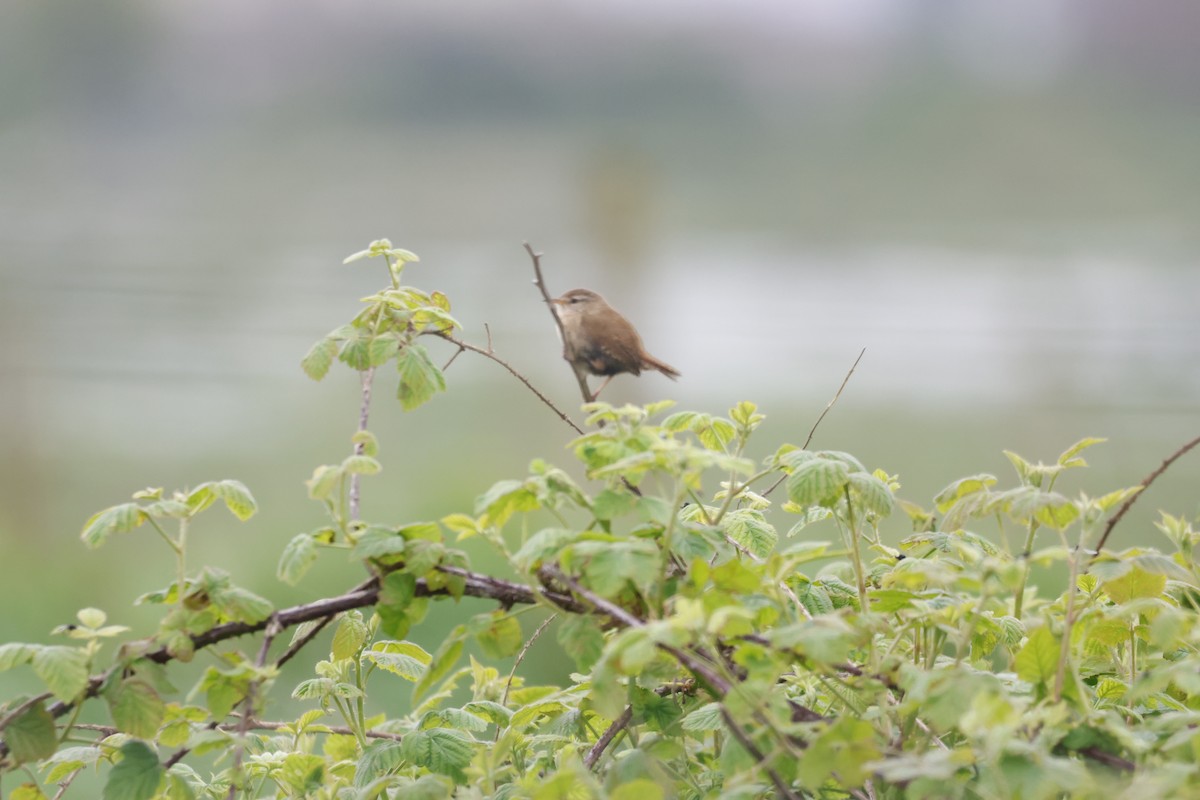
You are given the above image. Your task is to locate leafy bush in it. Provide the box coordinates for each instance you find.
[1,240,1198,799]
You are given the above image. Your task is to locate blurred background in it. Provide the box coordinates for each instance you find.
[1,0,1198,721]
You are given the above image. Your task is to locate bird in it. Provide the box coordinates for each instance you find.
[551,288,680,400]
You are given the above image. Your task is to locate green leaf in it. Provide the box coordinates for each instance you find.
[1014,626,1059,688]
[364,642,429,682]
[32,646,89,702]
[5,701,57,765]
[209,585,273,624]
[721,509,777,558]
[305,464,342,501]
[339,330,372,371]
[81,503,147,549]
[1102,566,1167,604]
[557,615,605,672]
[301,337,338,381]
[681,702,725,732]
[352,526,407,562]
[473,611,522,660]
[847,472,894,517]
[786,457,850,508]
[103,741,164,800]
[475,479,540,527]
[630,685,683,732]
[933,474,998,514]
[398,728,475,783]
[277,533,318,586]
[1058,437,1106,467]
[341,455,382,475]
[205,479,258,521]
[368,332,401,366]
[564,538,660,598]
[412,627,466,706]
[0,642,38,671]
[107,678,165,739]
[356,739,405,784]
[396,343,446,411]
[332,612,370,661]
[592,489,636,522]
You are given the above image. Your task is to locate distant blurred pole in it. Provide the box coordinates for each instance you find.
[580,142,658,290]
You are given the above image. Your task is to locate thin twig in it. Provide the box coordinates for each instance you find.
[228,617,282,798]
[719,706,801,800]
[1092,433,1200,556]
[434,332,583,435]
[524,242,593,403]
[763,347,866,498]
[804,348,865,450]
[501,614,557,708]
[525,242,567,354]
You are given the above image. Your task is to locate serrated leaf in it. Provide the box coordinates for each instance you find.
[339,331,372,371]
[933,474,997,514]
[5,701,57,765]
[305,464,342,501]
[277,533,318,586]
[1014,626,1059,688]
[332,612,369,661]
[364,650,427,682]
[368,333,401,366]
[81,503,147,549]
[352,526,407,561]
[474,612,522,660]
[722,509,777,558]
[557,615,604,672]
[396,343,446,411]
[398,728,474,783]
[32,646,89,702]
[412,628,466,706]
[681,702,725,732]
[787,458,850,508]
[301,337,338,381]
[1058,437,1106,467]
[206,479,258,521]
[103,741,164,800]
[475,479,540,527]
[107,678,165,739]
[209,585,272,624]
[847,472,894,516]
[0,642,38,671]
[1102,566,1167,604]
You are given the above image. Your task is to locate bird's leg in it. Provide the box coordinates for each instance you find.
[591,375,616,401]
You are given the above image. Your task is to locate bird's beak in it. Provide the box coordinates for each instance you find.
[550,298,564,306]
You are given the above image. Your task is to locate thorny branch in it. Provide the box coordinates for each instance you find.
[1091,433,1200,556]
[763,347,865,498]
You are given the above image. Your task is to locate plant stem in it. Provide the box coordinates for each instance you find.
[176,517,189,610]
[843,486,868,615]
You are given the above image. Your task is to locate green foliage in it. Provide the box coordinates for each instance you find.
[3,238,1199,799]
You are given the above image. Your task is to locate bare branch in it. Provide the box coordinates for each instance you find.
[435,331,583,436]
[584,705,633,769]
[501,613,557,708]
[763,347,866,498]
[1092,433,1200,556]
[524,242,593,403]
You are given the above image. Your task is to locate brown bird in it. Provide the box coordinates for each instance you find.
[551,288,680,401]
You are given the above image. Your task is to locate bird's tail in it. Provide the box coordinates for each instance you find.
[642,354,680,381]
